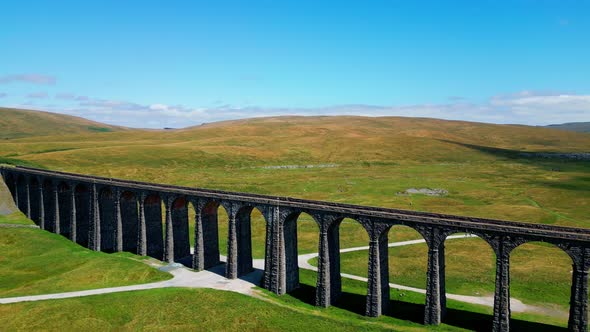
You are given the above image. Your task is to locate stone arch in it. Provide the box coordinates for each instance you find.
[120,190,138,253]
[28,177,41,224]
[229,204,267,277]
[282,210,320,295]
[169,196,191,263]
[441,231,496,302]
[57,181,72,238]
[386,224,429,291]
[196,200,227,269]
[99,187,116,252]
[42,178,55,232]
[144,193,164,260]
[509,240,573,327]
[2,172,15,198]
[74,184,90,247]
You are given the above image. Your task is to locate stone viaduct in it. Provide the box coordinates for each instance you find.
[1,165,589,332]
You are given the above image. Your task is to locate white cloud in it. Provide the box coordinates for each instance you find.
[7,90,590,128]
[0,74,56,85]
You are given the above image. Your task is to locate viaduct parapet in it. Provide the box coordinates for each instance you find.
[1,165,589,332]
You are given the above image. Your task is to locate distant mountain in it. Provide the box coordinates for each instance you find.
[0,107,128,139]
[545,122,590,133]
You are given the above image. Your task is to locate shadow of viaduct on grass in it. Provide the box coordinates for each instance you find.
[288,283,567,332]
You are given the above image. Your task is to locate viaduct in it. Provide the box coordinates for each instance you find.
[1,165,589,332]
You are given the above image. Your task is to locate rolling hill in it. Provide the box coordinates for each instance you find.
[546,121,590,133]
[0,107,127,139]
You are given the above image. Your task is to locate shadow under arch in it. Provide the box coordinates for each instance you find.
[74,184,90,247]
[282,211,320,300]
[197,200,228,269]
[230,204,267,277]
[120,190,138,253]
[28,177,41,224]
[169,196,191,263]
[42,178,55,232]
[57,181,72,239]
[144,193,164,260]
[3,172,15,199]
[98,186,117,252]
[509,241,573,328]
[16,174,27,213]
[439,231,497,330]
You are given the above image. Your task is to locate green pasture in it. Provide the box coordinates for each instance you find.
[0,110,588,328]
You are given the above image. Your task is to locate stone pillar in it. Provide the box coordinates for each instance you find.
[366,231,390,317]
[115,189,123,252]
[14,178,19,209]
[226,206,238,279]
[25,182,31,219]
[262,205,284,294]
[193,201,205,270]
[137,193,147,256]
[236,207,253,276]
[53,184,60,234]
[171,199,190,262]
[70,188,77,242]
[198,202,220,269]
[88,184,101,251]
[492,240,511,332]
[38,183,45,230]
[164,197,175,263]
[315,218,342,307]
[424,229,447,325]
[568,261,589,332]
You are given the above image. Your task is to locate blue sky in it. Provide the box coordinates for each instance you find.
[1,0,589,128]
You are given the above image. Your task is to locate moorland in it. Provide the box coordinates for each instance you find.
[1,107,589,330]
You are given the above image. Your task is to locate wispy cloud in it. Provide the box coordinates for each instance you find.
[0,93,7,98]
[26,92,49,99]
[0,74,56,85]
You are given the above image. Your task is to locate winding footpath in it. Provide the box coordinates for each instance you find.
[0,229,556,316]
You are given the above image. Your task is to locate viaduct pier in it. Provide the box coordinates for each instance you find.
[1,165,589,332]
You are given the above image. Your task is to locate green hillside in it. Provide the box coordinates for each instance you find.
[0,107,127,139]
[0,108,588,327]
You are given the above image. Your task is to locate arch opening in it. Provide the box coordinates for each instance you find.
[42,179,55,232]
[509,241,573,328]
[170,196,191,263]
[28,178,41,224]
[120,190,138,253]
[197,200,222,269]
[57,182,72,239]
[3,173,16,200]
[16,175,27,214]
[99,187,116,252]
[74,184,90,247]
[283,211,320,300]
[441,232,496,327]
[231,205,267,277]
[144,193,164,260]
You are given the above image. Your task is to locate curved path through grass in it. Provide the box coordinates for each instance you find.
[0,230,556,318]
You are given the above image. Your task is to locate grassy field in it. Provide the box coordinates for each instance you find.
[310,236,572,312]
[0,214,170,297]
[0,108,588,328]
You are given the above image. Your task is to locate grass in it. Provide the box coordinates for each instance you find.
[0,110,588,328]
[310,237,572,315]
[0,287,423,332]
[0,211,35,225]
[0,214,171,298]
